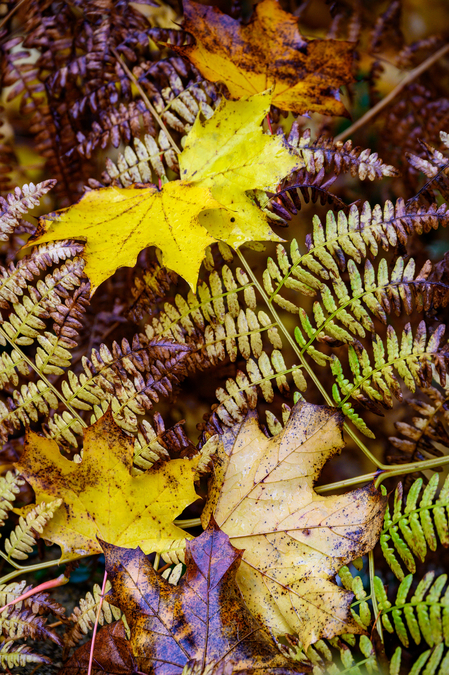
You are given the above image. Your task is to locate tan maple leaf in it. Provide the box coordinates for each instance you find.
[201,401,387,649]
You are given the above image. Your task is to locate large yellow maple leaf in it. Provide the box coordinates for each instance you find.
[176,0,355,117]
[28,92,297,293]
[14,412,199,561]
[201,401,387,649]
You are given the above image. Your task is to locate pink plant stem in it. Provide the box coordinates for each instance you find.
[266,114,273,134]
[0,573,68,613]
[87,570,108,675]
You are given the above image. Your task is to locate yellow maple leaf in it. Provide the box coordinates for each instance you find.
[201,401,387,649]
[14,411,199,562]
[28,92,297,293]
[176,0,355,117]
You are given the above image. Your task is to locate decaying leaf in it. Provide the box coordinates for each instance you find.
[201,401,387,649]
[14,411,199,561]
[29,93,297,293]
[176,0,354,116]
[59,621,136,675]
[102,519,306,675]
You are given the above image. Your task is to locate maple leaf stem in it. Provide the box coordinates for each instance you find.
[335,42,449,143]
[87,570,108,675]
[0,325,87,430]
[111,48,182,155]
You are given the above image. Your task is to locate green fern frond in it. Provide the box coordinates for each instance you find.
[331,321,448,418]
[4,499,62,561]
[380,474,449,579]
[63,580,124,649]
[0,641,51,669]
[0,471,25,526]
[375,571,449,648]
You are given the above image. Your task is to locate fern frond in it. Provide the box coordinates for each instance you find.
[0,470,25,526]
[0,241,85,310]
[331,321,448,411]
[0,604,62,644]
[381,475,449,579]
[407,130,449,203]
[0,257,85,347]
[0,181,56,241]
[47,337,191,446]
[0,380,59,441]
[264,168,354,224]
[0,582,27,609]
[287,125,398,180]
[3,499,62,561]
[63,580,123,649]
[128,261,178,323]
[375,571,449,648]
[0,641,51,669]
[389,385,449,464]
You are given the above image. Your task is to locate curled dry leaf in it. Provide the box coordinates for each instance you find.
[28,93,297,293]
[14,411,199,561]
[176,0,354,117]
[102,519,307,675]
[59,621,136,675]
[201,401,387,649]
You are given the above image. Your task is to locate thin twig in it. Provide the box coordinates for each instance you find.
[335,43,449,142]
[0,0,28,31]
[111,48,181,155]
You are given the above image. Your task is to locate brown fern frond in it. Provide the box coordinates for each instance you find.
[0,108,17,195]
[265,168,355,223]
[389,385,449,464]
[406,130,449,203]
[287,125,398,180]
[369,0,403,54]
[128,262,178,322]
[0,181,56,242]
[0,605,62,644]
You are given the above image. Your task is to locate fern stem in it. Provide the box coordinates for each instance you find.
[236,249,384,465]
[0,553,87,585]
[374,454,449,488]
[174,517,202,528]
[315,472,379,493]
[236,249,334,405]
[335,42,449,142]
[112,48,181,155]
[369,549,383,643]
[0,326,87,430]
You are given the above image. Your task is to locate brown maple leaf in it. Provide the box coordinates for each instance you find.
[201,401,387,649]
[102,519,307,675]
[60,621,136,675]
[175,0,355,117]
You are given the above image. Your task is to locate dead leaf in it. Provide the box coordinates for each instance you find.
[201,401,387,649]
[60,621,136,675]
[28,92,297,293]
[14,411,199,561]
[176,0,355,117]
[102,518,307,674]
